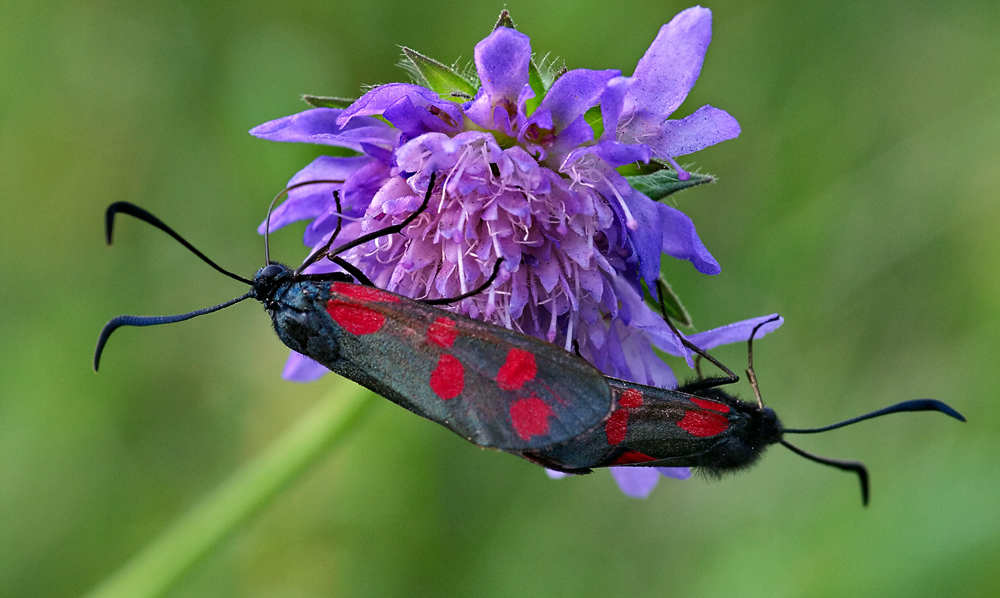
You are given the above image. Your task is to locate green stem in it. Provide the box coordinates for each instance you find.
[84,381,375,598]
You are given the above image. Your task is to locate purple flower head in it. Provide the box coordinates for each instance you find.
[252,7,763,497]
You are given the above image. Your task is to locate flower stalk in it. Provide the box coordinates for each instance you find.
[84,382,374,598]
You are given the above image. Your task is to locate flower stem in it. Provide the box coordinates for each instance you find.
[84,381,375,598]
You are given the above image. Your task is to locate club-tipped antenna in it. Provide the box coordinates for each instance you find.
[262,179,346,266]
[783,399,966,433]
[780,399,965,505]
[780,440,870,505]
[106,202,252,285]
[93,292,253,371]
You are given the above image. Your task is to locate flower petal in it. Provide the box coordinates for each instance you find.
[257,156,373,234]
[657,467,692,480]
[537,68,619,130]
[656,202,720,275]
[620,186,665,286]
[250,108,398,151]
[336,83,438,125]
[474,27,531,103]
[611,467,660,498]
[282,351,330,382]
[688,314,784,350]
[622,6,713,125]
[644,105,741,158]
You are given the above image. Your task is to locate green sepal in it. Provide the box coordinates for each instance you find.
[584,105,604,139]
[526,60,545,115]
[623,165,715,201]
[494,9,516,30]
[655,279,693,328]
[302,95,356,110]
[400,47,478,98]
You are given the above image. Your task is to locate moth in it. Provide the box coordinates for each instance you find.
[96,174,964,503]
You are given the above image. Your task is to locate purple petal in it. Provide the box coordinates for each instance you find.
[282,351,330,382]
[657,467,692,480]
[656,202,720,274]
[537,68,619,130]
[250,108,398,151]
[598,77,631,142]
[645,105,741,158]
[546,116,595,163]
[336,83,438,125]
[611,467,660,498]
[474,27,531,103]
[257,156,373,234]
[620,188,664,286]
[382,95,465,138]
[622,6,712,125]
[545,469,570,479]
[590,139,651,169]
[688,314,784,350]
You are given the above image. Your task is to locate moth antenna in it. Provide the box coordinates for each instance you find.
[325,172,437,261]
[779,440,870,505]
[745,315,781,409]
[262,179,346,266]
[783,399,966,434]
[94,292,253,371]
[422,258,505,305]
[654,279,739,391]
[106,202,252,285]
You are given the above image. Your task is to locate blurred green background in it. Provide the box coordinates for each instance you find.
[2,0,998,596]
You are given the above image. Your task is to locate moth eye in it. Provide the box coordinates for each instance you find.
[260,264,283,279]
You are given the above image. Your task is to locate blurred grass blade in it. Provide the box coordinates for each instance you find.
[84,381,375,598]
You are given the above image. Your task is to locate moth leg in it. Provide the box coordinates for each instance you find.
[326,172,438,261]
[297,189,346,274]
[654,279,739,391]
[329,256,376,287]
[745,315,780,409]
[422,258,504,305]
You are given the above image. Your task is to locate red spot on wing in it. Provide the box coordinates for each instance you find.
[612,451,658,465]
[690,397,729,413]
[427,317,458,348]
[326,300,386,335]
[331,282,400,303]
[677,410,729,437]
[618,389,643,408]
[429,354,464,400]
[605,408,629,445]
[496,348,537,390]
[509,396,553,441]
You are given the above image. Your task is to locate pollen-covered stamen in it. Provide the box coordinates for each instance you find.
[564,155,638,231]
[661,156,691,181]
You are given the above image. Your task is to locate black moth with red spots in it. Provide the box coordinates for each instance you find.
[255,266,611,450]
[523,379,785,474]
[95,176,965,504]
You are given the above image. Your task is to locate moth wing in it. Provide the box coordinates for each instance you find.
[324,284,613,450]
